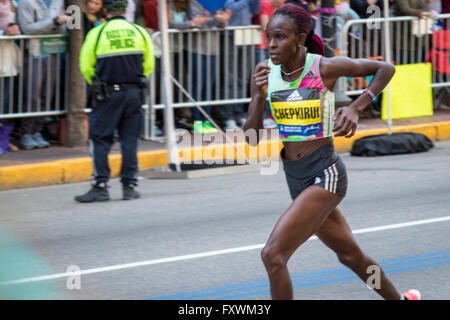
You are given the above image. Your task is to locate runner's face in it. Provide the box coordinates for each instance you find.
[266,15,305,65]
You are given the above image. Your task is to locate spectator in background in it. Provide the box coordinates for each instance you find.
[0,0,20,153]
[285,0,302,5]
[335,0,361,39]
[0,0,16,33]
[302,0,320,32]
[426,0,441,14]
[142,0,158,30]
[254,0,284,63]
[125,0,136,22]
[82,0,105,36]
[134,0,144,26]
[0,0,20,114]
[442,0,449,13]
[221,0,261,130]
[392,0,437,64]
[350,0,384,62]
[393,0,437,20]
[168,0,231,134]
[140,0,164,137]
[167,0,200,132]
[81,0,105,122]
[350,0,383,19]
[16,0,70,149]
[254,0,284,128]
[225,0,261,27]
[442,0,449,28]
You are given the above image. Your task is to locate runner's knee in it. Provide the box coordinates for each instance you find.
[337,249,365,268]
[261,245,287,272]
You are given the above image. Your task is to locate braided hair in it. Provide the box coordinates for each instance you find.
[272,3,324,55]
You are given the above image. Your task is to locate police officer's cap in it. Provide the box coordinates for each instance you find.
[103,0,128,11]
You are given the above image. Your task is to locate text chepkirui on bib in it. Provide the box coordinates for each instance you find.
[270,88,323,137]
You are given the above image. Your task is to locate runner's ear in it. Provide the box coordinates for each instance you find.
[296,33,307,48]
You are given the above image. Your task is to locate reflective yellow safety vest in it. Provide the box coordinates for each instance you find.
[79,16,155,85]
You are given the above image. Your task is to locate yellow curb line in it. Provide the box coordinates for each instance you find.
[1,121,450,191]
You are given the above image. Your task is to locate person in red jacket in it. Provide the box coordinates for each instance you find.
[142,0,159,30]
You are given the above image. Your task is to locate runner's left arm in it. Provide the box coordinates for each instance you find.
[320,56,395,138]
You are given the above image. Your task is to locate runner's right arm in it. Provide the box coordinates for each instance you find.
[243,60,271,146]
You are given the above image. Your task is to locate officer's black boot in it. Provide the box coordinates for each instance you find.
[122,184,140,200]
[74,182,110,203]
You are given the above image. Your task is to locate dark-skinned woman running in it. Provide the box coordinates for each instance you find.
[243,3,421,300]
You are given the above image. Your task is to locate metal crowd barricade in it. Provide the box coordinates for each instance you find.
[339,14,450,96]
[2,19,449,142]
[0,34,69,120]
[144,25,264,140]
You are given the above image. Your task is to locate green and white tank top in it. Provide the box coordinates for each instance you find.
[267,53,335,142]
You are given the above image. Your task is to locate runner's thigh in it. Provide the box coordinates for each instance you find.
[264,186,343,260]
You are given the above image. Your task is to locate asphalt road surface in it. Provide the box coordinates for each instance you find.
[1,140,449,300]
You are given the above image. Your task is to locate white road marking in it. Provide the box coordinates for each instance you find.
[2,215,450,285]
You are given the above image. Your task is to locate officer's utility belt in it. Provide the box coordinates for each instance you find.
[91,76,149,107]
[97,83,143,101]
[108,83,143,92]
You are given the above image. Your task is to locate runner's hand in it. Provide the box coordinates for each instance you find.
[251,64,271,99]
[332,106,359,138]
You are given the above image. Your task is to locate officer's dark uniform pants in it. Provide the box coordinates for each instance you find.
[89,88,142,186]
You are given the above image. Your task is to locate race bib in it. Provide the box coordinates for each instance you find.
[271,88,323,137]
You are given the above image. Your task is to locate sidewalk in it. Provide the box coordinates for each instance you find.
[1,109,450,190]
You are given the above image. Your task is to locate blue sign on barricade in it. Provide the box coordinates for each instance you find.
[197,0,227,13]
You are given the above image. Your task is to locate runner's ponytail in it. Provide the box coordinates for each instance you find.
[305,30,324,55]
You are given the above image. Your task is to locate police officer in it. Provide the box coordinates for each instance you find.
[75,0,155,203]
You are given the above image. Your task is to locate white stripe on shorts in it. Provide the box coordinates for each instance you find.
[324,164,338,194]
[331,163,338,194]
[325,167,333,193]
[329,166,335,193]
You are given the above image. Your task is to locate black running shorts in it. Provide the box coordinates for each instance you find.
[281,142,348,200]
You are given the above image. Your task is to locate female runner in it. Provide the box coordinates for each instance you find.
[243,3,420,300]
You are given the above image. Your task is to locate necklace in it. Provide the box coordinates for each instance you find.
[281,65,305,76]
[281,49,307,76]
